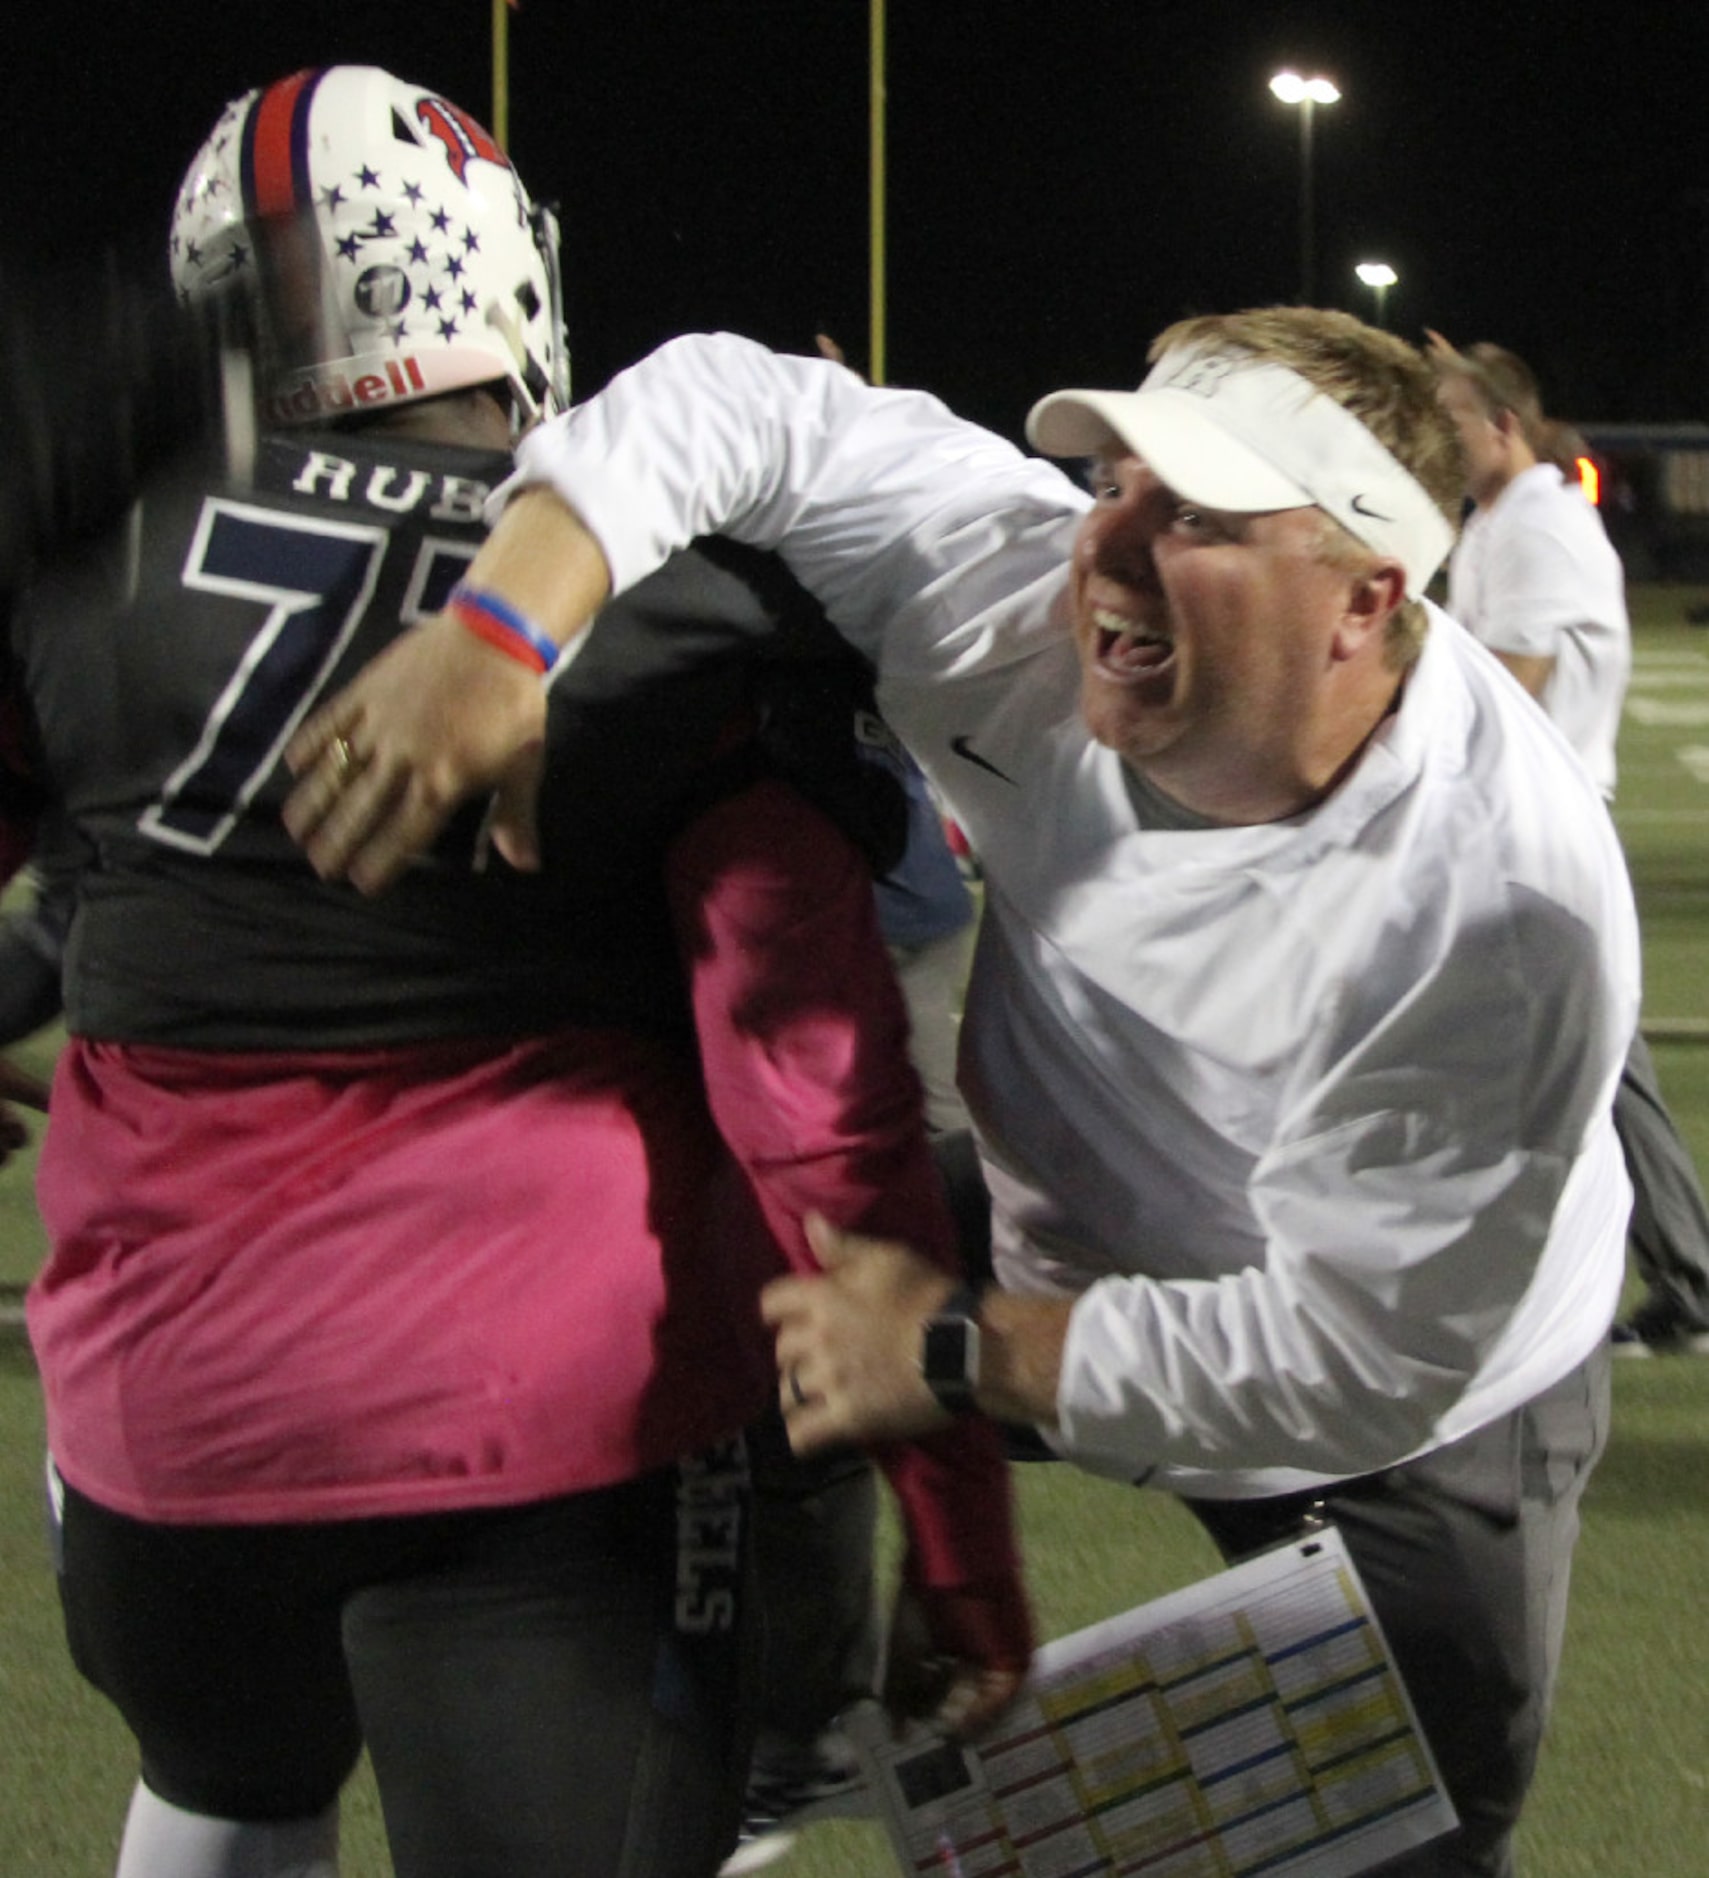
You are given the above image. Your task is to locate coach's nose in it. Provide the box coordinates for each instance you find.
[1074,456,1171,590]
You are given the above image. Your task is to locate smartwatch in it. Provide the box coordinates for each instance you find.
[920,1281,985,1414]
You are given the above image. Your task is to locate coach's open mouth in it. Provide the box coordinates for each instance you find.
[1092,607,1175,683]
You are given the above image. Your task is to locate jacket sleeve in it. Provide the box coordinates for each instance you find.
[508,331,1086,674]
[665,773,1030,1663]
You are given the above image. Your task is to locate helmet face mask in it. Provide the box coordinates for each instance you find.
[171,66,570,434]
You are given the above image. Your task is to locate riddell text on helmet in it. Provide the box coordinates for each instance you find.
[269,357,428,424]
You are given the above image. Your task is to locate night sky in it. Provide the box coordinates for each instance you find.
[7,3,1709,443]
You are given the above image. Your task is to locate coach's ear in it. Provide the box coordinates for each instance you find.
[1332,560,1405,662]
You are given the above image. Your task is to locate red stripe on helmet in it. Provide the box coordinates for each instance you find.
[242,68,321,221]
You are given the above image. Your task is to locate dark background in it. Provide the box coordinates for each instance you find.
[7,2,1709,442]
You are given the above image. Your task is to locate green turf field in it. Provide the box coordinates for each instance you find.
[1,594,1706,1875]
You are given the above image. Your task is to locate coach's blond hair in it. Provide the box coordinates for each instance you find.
[1151,308,1462,670]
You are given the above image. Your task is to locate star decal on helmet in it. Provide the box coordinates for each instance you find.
[171,66,569,427]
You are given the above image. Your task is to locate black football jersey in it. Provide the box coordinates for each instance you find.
[10,426,892,1048]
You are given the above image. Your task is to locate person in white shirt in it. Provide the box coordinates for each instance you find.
[1437,340,1629,792]
[283,309,1640,1878]
[1435,336,1709,1357]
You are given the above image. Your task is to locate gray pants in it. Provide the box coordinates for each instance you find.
[1616,1030,1709,1321]
[745,1407,878,1759]
[1185,1346,1610,1878]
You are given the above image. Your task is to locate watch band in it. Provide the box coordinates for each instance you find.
[921,1280,985,1414]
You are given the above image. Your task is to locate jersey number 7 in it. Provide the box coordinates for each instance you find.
[142,497,473,853]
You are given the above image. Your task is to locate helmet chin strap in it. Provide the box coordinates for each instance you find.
[482,302,533,440]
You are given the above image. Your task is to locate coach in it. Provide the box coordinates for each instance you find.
[286,312,1639,1878]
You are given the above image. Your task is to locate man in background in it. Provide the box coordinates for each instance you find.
[1434,334,1709,1357]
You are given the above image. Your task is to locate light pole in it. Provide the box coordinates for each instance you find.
[1355,261,1398,328]
[870,0,887,385]
[1270,70,1340,304]
[491,0,512,149]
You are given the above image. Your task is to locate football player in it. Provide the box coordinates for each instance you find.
[9,67,1028,1878]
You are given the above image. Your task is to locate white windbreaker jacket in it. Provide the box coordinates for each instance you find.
[510,333,1641,1497]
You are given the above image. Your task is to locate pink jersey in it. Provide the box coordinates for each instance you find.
[31,1025,779,1522]
[29,779,1024,1641]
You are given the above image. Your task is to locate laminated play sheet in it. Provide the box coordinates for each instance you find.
[847,1527,1455,1877]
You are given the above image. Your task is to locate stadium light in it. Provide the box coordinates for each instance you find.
[1355,260,1398,328]
[1270,70,1340,303]
[1270,71,1341,106]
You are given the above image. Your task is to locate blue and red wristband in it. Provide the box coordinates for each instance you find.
[446,582,561,675]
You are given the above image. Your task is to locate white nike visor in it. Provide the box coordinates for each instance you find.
[1026,346,1455,598]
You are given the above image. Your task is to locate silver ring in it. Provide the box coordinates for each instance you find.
[788,1367,808,1408]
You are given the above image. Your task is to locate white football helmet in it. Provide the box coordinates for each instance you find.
[170,65,569,432]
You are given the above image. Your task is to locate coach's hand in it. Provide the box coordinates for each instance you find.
[282,484,612,894]
[765,1216,956,1453]
[283,607,548,894]
[770,1214,1074,1447]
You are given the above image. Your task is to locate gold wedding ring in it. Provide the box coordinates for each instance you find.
[329,735,358,787]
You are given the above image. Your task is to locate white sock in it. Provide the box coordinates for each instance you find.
[115,1781,338,1878]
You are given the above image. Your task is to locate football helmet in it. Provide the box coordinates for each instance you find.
[170,65,569,432]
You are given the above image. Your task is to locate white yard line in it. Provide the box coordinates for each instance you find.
[1625,698,1709,727]
[1615,792,1709,821]
[1631,644,1709,667]
[1644,1018,1709,1042]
